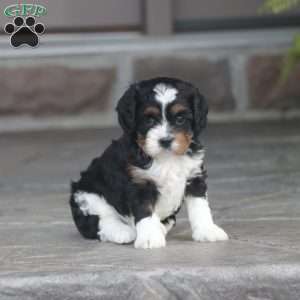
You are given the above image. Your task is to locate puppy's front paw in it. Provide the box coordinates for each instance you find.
[134,229,166,249]
[98,220,136,244]
[192,224,228,242]
[134,215,166,249]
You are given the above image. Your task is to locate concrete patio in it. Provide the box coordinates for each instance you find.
[0,120,300,299]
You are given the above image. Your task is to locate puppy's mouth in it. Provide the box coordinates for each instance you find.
[140,132,192,157]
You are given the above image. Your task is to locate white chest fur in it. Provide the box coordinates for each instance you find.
[131,151,204,220]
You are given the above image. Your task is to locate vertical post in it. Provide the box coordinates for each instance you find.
[144,0,173,36]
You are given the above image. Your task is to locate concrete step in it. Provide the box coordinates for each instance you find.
[0,121,300,299]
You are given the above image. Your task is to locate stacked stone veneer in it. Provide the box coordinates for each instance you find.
[0,48,299,116]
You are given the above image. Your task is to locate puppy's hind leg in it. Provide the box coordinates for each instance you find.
[74,192,136,244]
[70,192,99,239]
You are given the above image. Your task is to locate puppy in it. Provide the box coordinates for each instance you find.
[69,77,228,249]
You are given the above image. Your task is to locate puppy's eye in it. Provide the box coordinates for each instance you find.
[175,116,186,125]
[145,117,156,126]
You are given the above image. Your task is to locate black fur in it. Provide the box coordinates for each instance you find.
[190,89,208,142]
[70,77,208,240]
[162,214,176,226]
[185,176,207,198]
[116,84,137,135]
[127,180,160,223]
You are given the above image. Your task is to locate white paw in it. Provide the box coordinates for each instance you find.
[192,223,229,242]
[99,220,136,244]
[134,229,166,249]
[134,215,166,249]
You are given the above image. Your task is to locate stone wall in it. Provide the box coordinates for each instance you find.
[247,55,300,110]
[0,65,115,116]
[0,32,299,118]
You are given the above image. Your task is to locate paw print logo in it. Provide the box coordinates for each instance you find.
[4,16,45,48]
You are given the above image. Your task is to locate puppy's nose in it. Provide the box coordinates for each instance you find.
[159,137,173,149]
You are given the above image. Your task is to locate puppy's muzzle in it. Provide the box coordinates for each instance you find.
[159,137,173,149]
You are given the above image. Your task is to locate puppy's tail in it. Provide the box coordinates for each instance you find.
[69,182,99,239]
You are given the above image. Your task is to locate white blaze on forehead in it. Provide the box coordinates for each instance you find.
[145,83,177,157]
[153,83,178,106]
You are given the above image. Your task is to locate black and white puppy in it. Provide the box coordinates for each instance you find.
[70,77,228,249]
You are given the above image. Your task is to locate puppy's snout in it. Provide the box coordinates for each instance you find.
[159,137,173,149]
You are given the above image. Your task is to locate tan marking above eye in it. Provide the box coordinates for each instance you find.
[144,106,160,116]
[170,103,188,114]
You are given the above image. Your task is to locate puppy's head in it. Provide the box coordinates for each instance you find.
[116,77,208,157]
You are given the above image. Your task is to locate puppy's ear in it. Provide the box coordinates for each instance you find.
[116,84,138,134]
[190,88,208,139]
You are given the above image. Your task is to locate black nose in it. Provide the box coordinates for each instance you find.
[159,137,173,149]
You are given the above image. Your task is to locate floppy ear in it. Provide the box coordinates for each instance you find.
[116,84,138,134]
[191,88,208,139]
